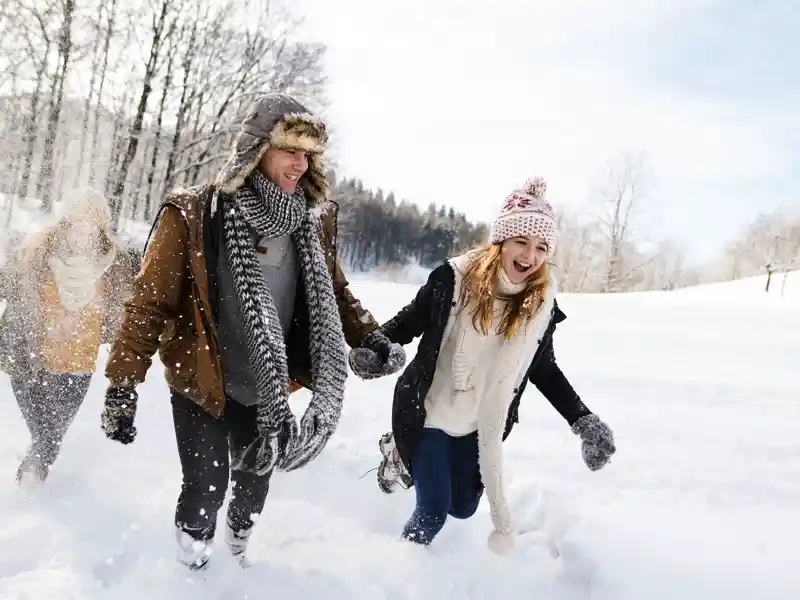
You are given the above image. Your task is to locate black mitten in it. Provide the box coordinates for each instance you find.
[571,414,615,471]
[101,386,138,444]
[348,329,406,380]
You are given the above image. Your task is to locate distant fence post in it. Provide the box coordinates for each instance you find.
[765,262,774,293]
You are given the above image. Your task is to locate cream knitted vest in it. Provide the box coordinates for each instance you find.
[437,253,559,545]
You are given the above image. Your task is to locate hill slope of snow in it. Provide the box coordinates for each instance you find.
[1,275,799,599]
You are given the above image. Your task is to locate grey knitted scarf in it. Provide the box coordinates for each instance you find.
[222,171,347,472]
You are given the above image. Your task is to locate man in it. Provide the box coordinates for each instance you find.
[100,93,404,569]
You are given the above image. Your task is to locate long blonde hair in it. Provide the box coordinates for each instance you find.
[456,243,549,340]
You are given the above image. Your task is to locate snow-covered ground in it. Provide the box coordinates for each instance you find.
[1,272,799,600]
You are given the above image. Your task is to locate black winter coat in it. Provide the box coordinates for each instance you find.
[381,262,591,477]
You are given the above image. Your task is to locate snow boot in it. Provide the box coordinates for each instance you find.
[224,520,254,568]
[175,527,213,570]
[377,432,412,494]
[16,455,48,487]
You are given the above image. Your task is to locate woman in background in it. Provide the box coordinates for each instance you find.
[0,188,137,485]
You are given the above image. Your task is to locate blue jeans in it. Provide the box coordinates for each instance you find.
[401,428,484,545]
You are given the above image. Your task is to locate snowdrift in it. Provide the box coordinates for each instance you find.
[1,258,799,599]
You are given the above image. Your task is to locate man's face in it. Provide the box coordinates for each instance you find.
[259,147,309,195]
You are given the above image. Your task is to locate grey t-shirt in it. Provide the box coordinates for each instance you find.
[216,228,299,406]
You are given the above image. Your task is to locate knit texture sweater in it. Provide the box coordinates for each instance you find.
[424,267,525,436]
[217,228,299,406]
[422,252,559,544]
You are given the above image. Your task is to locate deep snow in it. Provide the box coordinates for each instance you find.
[1,272,799,600]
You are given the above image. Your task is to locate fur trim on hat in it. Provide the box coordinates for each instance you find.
[216,109,330,207]
[269,113,328,153]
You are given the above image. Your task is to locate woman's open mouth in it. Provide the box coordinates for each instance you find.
[512,260,532,274]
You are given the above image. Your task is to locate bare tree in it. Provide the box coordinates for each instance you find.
[142,22,178,222]
[109,0,172,228]
[0,0,329,238]
[161,15,201,190]
[594,151,656,292]
[36,0,76,212]
[7,0,56,200]
[73,0,107,187]
[88,0,119,186]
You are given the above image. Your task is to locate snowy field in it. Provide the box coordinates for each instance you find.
[1,271,799,600]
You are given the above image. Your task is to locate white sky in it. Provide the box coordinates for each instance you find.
[292,0,799,262]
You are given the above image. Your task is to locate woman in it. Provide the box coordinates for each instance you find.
[0,188,136,485]
[350,177,616,555]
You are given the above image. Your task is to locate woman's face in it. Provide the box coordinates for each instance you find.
[63,221,96,253]
[499,235,548,284]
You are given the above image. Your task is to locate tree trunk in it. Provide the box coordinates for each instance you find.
[36,0,75,212]
[128,137,152,222]
[110,0,170,230]
[17,47,50,199]
[89,0,118,186]
[162,19,198,192]
[144,31,177,222]
[104,90,129,197]
[74,0,106,187]
[186,91,207,186]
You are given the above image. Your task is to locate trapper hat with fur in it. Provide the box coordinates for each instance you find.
[489,176,558,257]
[215,93,329,206]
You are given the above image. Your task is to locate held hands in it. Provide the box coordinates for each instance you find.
[348,329,406,380]
[571,414,616,471]
[101,386,138,444]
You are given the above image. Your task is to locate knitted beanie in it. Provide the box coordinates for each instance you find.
[489,177,557,257]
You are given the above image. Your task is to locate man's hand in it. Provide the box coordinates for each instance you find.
[101,386,138,444]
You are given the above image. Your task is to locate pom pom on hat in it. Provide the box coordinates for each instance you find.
[489,176,557,256]
[521,176,547,199]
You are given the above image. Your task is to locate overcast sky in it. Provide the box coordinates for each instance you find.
[292,0,798,262]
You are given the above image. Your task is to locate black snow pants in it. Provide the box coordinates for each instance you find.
[171,390,273,542]
[12,370,93,468]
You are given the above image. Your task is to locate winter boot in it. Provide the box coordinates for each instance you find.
[377,432,412,494]
[16,455,48,487]
[175,527,213,570]
[224,520,254,568]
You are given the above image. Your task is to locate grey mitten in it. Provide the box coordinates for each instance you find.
[236,400,298,475]
[571,414,615,471]
[348,329,406,380]
[278,404,334,472]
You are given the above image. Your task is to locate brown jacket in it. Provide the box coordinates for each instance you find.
[0,230,136,377]
[105,185,378,418]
